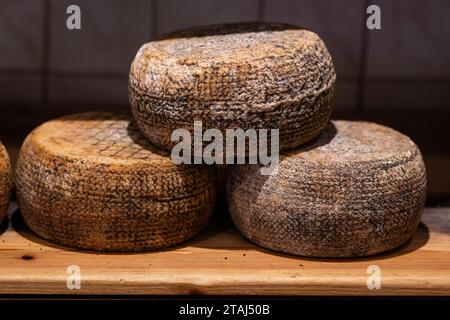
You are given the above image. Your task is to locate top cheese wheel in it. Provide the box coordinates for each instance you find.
[227,121,427,258]
[129,22,336,153]
[15,112,217,252]
[0,143,13,222]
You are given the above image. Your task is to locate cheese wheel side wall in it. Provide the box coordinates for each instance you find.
[129,83,335,153]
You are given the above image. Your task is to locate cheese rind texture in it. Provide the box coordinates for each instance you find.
[129,22,336,152]
[0,143,13,222]
[227,121,427,258]
[16,112,217,252]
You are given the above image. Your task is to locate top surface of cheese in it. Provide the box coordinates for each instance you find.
[27,112,173,165]
[284,120,418,163]
[138,22,323,64]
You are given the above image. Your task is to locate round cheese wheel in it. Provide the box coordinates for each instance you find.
[227,121,427,258]
[129,22,336,153]
[16,112,217,252]
[0,143,13,222]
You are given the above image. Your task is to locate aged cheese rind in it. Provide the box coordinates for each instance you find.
[0,143,13,222]
[129,22,336,153]
[15,112,217,252]
[227,121,427,258]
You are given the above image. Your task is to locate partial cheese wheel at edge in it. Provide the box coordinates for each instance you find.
[0,143,13,223]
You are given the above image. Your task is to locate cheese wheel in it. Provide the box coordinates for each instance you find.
[227,121,427,258]
[129,22,336,153]
[16,112,217,252]
[0,143,13,222]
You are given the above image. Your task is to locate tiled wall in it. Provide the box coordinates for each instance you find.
[0,0,449,113]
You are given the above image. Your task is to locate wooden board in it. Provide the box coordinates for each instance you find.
[0,203,449,296]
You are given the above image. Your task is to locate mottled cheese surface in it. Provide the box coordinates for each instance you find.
[227,121,427,258]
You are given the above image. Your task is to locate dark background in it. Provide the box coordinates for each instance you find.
[0,0,449,204]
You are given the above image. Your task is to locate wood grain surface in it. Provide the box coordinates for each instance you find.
[0,203,449,296]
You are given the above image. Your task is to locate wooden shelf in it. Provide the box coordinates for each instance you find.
[0,203,449,296]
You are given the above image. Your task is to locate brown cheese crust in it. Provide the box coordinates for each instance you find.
[0,143,13,222]
[129,22,336,152]
[227,121,427,258]
[15,112,217,252]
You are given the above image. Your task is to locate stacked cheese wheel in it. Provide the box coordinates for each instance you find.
[129,22,336,153]
[15,22,426,256]
[0,143,13,223]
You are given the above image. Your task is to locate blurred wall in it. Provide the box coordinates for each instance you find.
[1,0,449,114]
